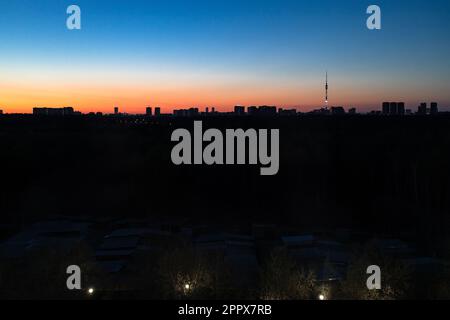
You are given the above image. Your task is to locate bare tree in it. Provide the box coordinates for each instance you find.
[260,248,316,300]
[340,246,411,300]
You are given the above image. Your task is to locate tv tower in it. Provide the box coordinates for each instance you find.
[325,71,329,109]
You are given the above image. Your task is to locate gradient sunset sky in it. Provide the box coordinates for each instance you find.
[1,0,450,114]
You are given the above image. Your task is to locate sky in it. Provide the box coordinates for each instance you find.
[0,0,449,114]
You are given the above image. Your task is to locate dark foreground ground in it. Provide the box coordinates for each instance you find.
[0,114,450,299]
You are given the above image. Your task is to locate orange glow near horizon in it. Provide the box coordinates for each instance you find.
[0,82,408,114]
[1,0,449,115]
[1,70,443,114]
[0,81,326,114]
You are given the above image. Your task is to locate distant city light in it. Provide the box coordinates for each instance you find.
[319,294,325,300]
[88,288,94,295]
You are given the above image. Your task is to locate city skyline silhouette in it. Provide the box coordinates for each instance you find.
[1,0,450,113]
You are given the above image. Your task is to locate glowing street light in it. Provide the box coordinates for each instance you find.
[318,294,325,300]
[184,284,191,290]
[87,287,95,295]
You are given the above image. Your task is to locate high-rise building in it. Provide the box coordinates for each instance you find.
[398,102,405,115]
[205,107,209,114]
[389,102,398,115]
[114,107,119,115]
[146,106,152,116]
[155,107,161,116]
[430,102,438,115]
[234,105,245,115]
[382,102,390,115]
[0,110,3,115]
[418,103,427,115]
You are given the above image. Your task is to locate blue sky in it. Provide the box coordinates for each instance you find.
[1,0,449,113]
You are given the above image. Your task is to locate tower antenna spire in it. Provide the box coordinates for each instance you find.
[325,71,329,108]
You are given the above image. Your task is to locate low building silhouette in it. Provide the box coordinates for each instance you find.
[33,107,76,116]
[278,108,297,116]
[331,106,346,115]
[173,108,199,117]
[258,105,277,116]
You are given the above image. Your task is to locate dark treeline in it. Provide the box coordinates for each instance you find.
[1,114,450,249]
